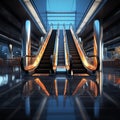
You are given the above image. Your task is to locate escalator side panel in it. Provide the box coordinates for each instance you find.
[66,30,87,74]
[35,30,57,74]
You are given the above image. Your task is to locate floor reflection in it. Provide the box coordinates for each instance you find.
[104,68,120,87]
[46,96,76,120]
[0,74,8,87]
[25,96,31,116]
[0,66,22,89]
[0,65,120,119]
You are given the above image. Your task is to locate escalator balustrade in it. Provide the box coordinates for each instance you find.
[66,30,87,74]
[35,30,57,74]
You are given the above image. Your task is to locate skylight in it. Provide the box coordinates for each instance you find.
[47,0,76,29]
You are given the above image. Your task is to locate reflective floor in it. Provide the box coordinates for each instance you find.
[0,65,120,120]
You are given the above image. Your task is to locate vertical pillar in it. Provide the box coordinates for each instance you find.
[22,20,31,66]
[78,37,83,47]
[25,96,31,117]
[79,37,81,42]
[94,20,103,96]
[40,36,43,45]
[8,44,13,59]
[104,47,108,60]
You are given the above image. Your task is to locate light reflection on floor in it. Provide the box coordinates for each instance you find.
[0,66,120,119]
[0,66,22,90]
[0,74,8,86]
[103,68,120,87]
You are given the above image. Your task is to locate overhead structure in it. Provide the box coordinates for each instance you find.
[20,0,47,34]
[76,0,105,34]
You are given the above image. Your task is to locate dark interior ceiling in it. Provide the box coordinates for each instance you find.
[78,0,120,51]
[0,0,120,52]
[79,0,120,41]
[0,0,44,50]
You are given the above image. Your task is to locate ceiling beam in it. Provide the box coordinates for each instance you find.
[19,0,46,34]
[76,0,103,34]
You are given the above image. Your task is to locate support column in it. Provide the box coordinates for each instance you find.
[94,20,103,96]
[8,44,13,59]
[104,47,108,60]
[22,20,31,66]
[40,36,44,45]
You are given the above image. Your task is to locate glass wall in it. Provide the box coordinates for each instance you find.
[47,0,76,29]
[0,42,21,59]
[0,43,9,59]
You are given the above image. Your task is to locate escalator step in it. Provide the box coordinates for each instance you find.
[38,64,51,68]
[73,69,87,73]
[35,69,50,73]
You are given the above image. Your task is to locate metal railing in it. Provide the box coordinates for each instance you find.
[63,28,70,71]
[71,20,103,96]
[52,28,59,72]
[22,28,52,72]
[70,25,99,72]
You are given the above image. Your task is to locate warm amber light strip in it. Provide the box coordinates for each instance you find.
[54,79,58,96]
[89,80,98,97]
[73,73,89,76]
[32,73,49,76]
[72,78,98,97]
[63,29,70,71]
[64,79,68,96]
[34,78,50,96]
[72,78,87,95]
[70,28,98,71]
[24,29,52,72]
[53,29,59,71]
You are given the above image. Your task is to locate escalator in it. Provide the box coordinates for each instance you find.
[35,30,56,74]
[66,30,87,74]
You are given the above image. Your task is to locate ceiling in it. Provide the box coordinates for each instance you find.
[0,0,120,52]
[30,0,94,30]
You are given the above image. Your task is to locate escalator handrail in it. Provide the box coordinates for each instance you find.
[70,27,98,72]
[52,29,59,71]
[78,40,99,70]
[22,28,53,72]
[63,28,70,71]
